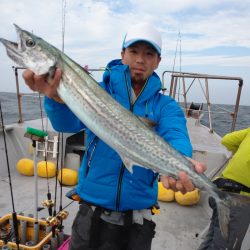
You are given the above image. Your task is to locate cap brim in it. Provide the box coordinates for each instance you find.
[123,39,161,55]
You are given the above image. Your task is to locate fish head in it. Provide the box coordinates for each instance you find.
[0,24,57,75]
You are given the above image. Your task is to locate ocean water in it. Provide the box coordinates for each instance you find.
[0,92,46,124]
[0,92,249,137]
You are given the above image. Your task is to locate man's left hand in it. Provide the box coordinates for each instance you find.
[160,158,206,194]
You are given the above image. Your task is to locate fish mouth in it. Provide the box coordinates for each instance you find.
[0,24,23,51]
[0,38,18,53]
[0,24,26,66]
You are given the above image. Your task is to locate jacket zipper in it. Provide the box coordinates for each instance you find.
[131,78,149,110]
[124,72,149,111]
[115,163,126,210]
[85,137,98,176]
[115,73,149,210]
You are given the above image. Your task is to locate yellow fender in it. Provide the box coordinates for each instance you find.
[58,168,78,186]
[175,188,200,206]
[16,158,34,176]
[158,182,175,202]
[37,161,56,178]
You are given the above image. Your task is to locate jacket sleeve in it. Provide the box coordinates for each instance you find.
[221,128,249,154]
[44,96,85,132]
[156,97,192,157]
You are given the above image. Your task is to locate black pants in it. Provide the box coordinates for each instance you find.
[69,202,156,250]
[198,197,250,250]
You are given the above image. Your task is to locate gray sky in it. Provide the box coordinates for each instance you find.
[0,0,250,105]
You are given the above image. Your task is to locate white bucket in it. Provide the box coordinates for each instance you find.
[64,153,80,171]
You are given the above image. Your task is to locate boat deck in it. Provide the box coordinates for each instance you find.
[1,118,250,249]
[0,171,209,249]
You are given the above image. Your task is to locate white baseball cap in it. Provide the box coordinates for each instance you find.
[122,23,162,55]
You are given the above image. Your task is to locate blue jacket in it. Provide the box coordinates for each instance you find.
[44,59,192,211]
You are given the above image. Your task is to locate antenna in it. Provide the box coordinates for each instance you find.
[172,31,182,73]
[61,0,67,52]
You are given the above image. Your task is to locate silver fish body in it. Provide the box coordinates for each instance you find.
[1,25,249,240]
[0,25,208,189]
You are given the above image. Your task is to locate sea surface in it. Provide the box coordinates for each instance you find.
[0,92,249,137]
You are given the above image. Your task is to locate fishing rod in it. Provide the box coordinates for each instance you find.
[24,127,48,245]
[50,131,66,248]
[51,131,60,250]
[37,92,54,218]
[0,101,20,250]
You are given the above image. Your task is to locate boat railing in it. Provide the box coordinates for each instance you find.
[13,66,106,124]
[13,66,26,123]
[161,70,243,133]
[13,66,45,124]
[13,66,243,134]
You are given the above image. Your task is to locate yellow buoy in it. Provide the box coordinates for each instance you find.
[37,161,56,178]
[158,182,175,202]
[16,158,34,176]
[175,188,200,206]
[57,168,78,186]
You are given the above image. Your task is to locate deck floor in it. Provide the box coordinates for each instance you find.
[0,171,210,249]
[1,119,250,249]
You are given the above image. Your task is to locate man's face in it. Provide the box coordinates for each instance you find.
[121,42,161,85]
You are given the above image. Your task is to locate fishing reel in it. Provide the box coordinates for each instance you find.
[42,199,55,209]
[46,211,69,227]
[0,227,11,244]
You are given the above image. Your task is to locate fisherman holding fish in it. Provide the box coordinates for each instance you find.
[8,23,208,249]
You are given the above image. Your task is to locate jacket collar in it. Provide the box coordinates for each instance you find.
[103,59,162,103]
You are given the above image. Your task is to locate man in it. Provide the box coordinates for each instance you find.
[198,128,250,250]
[23,23,205,250]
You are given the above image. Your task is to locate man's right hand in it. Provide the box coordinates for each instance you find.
[22,68,64,103]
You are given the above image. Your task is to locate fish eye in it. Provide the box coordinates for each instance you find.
[26,39,36,47]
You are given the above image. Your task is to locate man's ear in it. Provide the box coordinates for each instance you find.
[155,56,161,69]
[121,50,125,63]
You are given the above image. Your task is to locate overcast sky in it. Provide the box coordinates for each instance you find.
[0,0,250,105]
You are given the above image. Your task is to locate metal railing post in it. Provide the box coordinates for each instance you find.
[14,67,23,123]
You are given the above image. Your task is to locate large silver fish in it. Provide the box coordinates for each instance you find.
[1,25,249,240]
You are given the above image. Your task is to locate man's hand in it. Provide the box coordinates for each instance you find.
[22,68,64,103]
[160,158,207,194]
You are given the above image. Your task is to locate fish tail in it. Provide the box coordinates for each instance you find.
[214,192,230,240]
[214,189,250,240]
